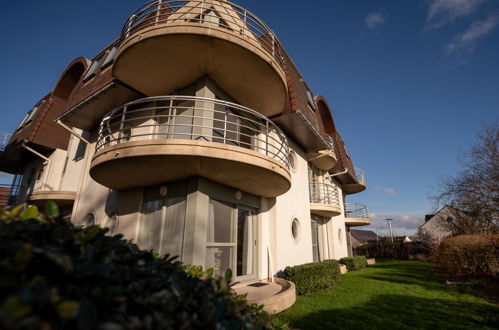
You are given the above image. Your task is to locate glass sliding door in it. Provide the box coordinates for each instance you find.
[206,199,236,278]
[311,218,320,262]
[236,208,256,282]
[205,199,257,282]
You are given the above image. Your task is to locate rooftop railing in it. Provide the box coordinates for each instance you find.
[0,132,11,152]
[309,181,340,207]
[354,167,365,183]
[121,0,285,70]
[344,203,369,219]
[96,96,290,169]
[324,134,336,155]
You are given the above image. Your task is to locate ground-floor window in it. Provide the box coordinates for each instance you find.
[205,199,257,281]
[137,187,187,258]
[311,217,320,262]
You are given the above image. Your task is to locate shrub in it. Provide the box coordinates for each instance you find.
[435,234,499,279]
[0,203,272,329]
[284,260,341,295]
[339,256,368,271]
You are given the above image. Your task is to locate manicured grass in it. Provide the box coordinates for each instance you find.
[274,260,498,329]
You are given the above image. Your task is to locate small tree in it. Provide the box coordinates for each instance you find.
[434,122,499,235]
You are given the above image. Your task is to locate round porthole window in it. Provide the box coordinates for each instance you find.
[83,213,95,227]
[106,212,119,235]
[291,218,301,242]
[338,228,343,244]
[289,150,298,172]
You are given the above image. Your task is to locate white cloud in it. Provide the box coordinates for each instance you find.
[364,12,386,29]
[366,213,425,236]
[426,0,489,29]
[446,15,499,53]
[383,188,397,195]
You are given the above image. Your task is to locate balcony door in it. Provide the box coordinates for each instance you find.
[206,199,257,283]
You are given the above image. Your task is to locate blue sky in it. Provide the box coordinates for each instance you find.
[0,0,498,235]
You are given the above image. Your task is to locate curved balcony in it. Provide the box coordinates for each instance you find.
[343,167,367,194]
[28,191,77,207]
[90,96,291,197]
[309,181,341,217]
[344,203,370,227]
[307,135,337,171]
[113,0,288,117]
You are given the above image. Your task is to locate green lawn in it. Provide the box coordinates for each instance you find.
[274,260,498,329]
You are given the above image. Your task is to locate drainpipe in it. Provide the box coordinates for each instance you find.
[56,120,90,144]
[329,168,348,177]
[21,143,51,191]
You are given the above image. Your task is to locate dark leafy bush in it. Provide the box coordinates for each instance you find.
[284,260,341,295]
[354,240,432,261]
[339,256,368,271]
[0,203,272,329]
[435,234,499,279]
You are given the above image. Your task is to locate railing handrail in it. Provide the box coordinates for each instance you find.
[354,167,365,183]
[96,95,290,169]
[344,203,369,218]
[0,132,11,151]
[119,0,285,70]
[309,181,340,206]
[324,134,335,154]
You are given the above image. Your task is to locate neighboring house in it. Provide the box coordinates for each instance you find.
[350,229,378,248]
[418,205,455,243]
[0,1,369,287]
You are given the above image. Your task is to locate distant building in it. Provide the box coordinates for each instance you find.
[418,205,455,243]
[350,229,378,248]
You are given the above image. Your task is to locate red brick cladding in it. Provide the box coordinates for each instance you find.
[282,52,319,128]
[65,68,114,111]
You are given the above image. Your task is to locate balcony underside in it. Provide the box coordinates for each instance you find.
[90,139,291,198]
[307,150,337,171]
[28,191,76,207]
[343,181,367,195]
[113,24,287,117]
[310,203,341,217]
[345,217,371,227]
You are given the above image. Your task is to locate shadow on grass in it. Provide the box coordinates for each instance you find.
[356,261,447,292]
[287,294,499,330]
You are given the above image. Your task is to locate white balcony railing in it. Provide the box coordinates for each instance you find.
[121,0,285,70]
[309,181,340,207]
[324,134,336,155]
[354,167,365,183]
[96,96,290,169]
[0,132,11,152]
[344,203,369,219]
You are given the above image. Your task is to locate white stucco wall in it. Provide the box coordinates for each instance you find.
[273,140,314,272]
[69,137,143,241]
[328,187,349,259]
[59,132,87,192]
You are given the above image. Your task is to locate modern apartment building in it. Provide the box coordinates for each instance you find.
[0,0,369,293]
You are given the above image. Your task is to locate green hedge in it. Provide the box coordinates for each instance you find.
[339,256,368,271]
[284,260,341,295]
[0,204,271,329]
[435,234,499,279]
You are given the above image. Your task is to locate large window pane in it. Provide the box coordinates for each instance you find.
[207,199,234,243]
[206,246,234,277]
[138,191,186,259]
[237,209,254,276]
